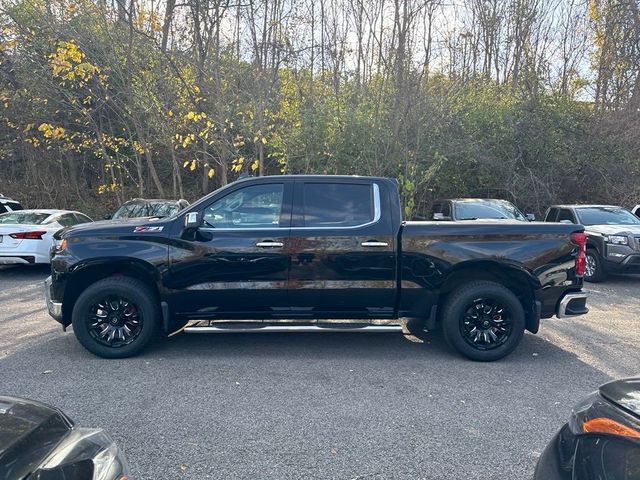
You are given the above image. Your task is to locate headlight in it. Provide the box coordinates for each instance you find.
[34,428,130,480]
[604,235,628,245]
[569,391,640,439]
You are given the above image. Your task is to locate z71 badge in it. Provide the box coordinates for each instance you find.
[134,226,164,233]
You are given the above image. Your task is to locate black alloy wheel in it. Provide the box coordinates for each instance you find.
[460,298,512,350]
[88,295,143,347]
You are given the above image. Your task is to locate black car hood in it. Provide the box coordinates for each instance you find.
[586,224,640,236]
[599,377,640,418]
[0,396,73,479]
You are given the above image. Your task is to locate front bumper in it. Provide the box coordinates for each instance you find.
[556,291,589,318]
[534,426,570,480]
[603,253,640,274]
[44,275,63,323]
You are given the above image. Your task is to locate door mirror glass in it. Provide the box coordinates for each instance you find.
[526,213,536,221]
[184,211,201,229]
[433,212,451,220]
[559,219,574,224]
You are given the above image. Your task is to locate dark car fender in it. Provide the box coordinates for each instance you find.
[442,260,543,333]
[59,256,165,329]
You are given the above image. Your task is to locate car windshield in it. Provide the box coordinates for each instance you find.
[454,200,526,221]
[113,202,179,219]
[0,212,50,224]
[576,207,640,225]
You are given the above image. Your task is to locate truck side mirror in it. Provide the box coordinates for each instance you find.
[103,214,112,220]
[432,212,451,221]
[526,213,536,221]
[184,211,202,229]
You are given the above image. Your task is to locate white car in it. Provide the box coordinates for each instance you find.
[0,209,92,265]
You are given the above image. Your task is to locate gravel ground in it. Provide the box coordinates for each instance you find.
[0,265,638,479]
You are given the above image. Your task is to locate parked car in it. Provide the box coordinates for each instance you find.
[544,204,640,282]
[107,198,189,220]
[535,377,640,480]
[431,198,534,221]
[0,210,92,265]
[46,175,588,361]
[0,194,23,214]
[0,395,130,479]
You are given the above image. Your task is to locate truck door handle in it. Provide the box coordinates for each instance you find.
[361,241,389,247]
[256,241,284,248]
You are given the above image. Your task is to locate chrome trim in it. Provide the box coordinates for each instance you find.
[557,292,589,318]
[184,324,403,334]
[44,276,63,321]
[361,241,389,247]
[195,183,381,232]
[256,241,284,247]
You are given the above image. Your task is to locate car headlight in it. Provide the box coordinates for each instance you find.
[34,428,130,480]
[569,391,640,439]
[604,235,628,245]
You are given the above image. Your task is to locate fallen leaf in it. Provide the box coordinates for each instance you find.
[180,463,188,472]
[330,447,337,455]
[42,370,53,375]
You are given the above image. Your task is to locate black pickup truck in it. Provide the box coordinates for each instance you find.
[45,175,589,361]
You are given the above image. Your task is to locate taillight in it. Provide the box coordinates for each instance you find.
[571,232,587,276]
[9,231,47,240]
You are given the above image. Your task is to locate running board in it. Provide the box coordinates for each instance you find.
[183,325,404,334]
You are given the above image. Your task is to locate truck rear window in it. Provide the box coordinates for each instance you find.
[303,183,374,228]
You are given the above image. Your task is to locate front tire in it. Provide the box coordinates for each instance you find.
[72,277,160,358]
[441,281,525,361]
[584,249,607,283]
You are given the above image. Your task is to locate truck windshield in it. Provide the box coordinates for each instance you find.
[576,207,640,225]
[454,200,526,221]
[113,202,179,219]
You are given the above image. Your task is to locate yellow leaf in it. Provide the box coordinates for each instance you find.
[208,169,215,178]
[183,160,189,168]
[261,137,267,145]
[250,160,259,171]
[168,110,174,118]
[189,159,197,171]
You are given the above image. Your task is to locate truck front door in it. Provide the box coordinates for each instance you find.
[167,179,293,318]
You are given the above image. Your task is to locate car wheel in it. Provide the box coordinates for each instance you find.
[441,281,525,361]
[584,249,607,283]
[72,277,160,358]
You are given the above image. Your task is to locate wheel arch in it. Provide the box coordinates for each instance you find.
[438,260,540,333]
[61,258,161,327]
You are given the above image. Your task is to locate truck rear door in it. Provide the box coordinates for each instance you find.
[288,178,397,319]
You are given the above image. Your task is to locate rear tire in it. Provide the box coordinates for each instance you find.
[584,249,607,283]
[441,281,525,361]
[72,277,160,358]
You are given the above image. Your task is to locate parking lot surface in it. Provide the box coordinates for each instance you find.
[0,265,638,479]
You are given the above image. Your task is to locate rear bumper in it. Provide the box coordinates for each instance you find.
[556,291,589,318]
[44,275,63,323]
[0,255,39,264]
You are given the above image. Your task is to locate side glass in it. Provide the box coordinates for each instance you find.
[203,183,285,229]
